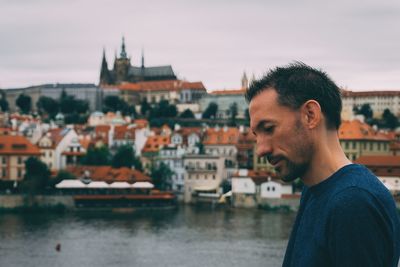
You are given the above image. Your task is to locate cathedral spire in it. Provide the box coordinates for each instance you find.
[141,48,145,68]
[241,71,249,89]
[100,48,111,85]
[120,36,127,59]
[101,48,107,66]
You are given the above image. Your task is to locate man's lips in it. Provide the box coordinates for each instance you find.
[268,156,283,166]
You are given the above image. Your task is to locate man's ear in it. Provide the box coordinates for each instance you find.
[300,100,322,129]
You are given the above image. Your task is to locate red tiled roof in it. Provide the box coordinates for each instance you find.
[0,135,41,155]
[203,127,240,145]
[233,169,278,185]
[62,151,85,156]
[338,120,390,141]
[114,125,136,141]
[210,89,246,95]
[0,128,12,135]
[79,137,91,150]
[142,135,170,153]
[390,141,400,152]
[354,156,400,167]
[118,80,206,92]
[94,125,110,144]
[45,128,65,147]
[355,156,400,177]
[66,166,151,183]
[237,131,256,149]
[341,90,400,97]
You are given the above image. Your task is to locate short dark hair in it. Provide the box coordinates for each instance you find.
[245,62,342,130]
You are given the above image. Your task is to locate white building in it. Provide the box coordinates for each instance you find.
[158,146,186,194]
[199,89,247,119]
[203,126,240,180]
[341,90,400,120]
[37,128,79,170]
[183,154,225,203]
[231,169,293,208]
[170,126,202,154]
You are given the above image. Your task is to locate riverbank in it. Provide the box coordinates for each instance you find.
[0,194,399,213]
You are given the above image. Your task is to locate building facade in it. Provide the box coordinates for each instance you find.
[341,90,400,119]
[0,135,41,181]
[199,89,247,119]
[183,154,224,203]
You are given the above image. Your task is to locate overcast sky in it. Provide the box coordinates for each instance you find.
[1,0,400,91]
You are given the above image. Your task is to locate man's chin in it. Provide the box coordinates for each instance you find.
[281,175,298,183]
[276,169,298,182]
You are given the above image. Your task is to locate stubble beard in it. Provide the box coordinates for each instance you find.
[279,120,313,183]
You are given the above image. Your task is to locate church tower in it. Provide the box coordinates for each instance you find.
[241,71,249,89]
[113,37,131,84]
[100,37,177,85]
[99,48,112,85]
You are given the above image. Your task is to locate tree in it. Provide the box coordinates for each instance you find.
[0,96,9,112]
[167,104,178,118]
[356,103,373,120]
[59,91,76,114]
[196,142,205,154]
[49,170,76,188]
[244,108,250,126]
[229,102,238,126]
[37,96,59,118]
[112,145,143,171]
[16,94,32,114]
[21,157,50,194]
[103,95,131,115]
[75,99,89,114]
[382,109,399,130]
[150,162,174,190]
[202,102,218,119]
[221,179,231,194]
[149,100,178,119]
[140,98,152,117]
[80,146,111,165]
[179,108,195,119]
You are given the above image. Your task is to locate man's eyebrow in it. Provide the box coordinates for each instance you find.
[253,119,274,133]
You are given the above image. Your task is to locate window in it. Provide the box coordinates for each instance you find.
[2,157,5,164]
[2,168,6,178]
[17,157,22,164]
[17,169,22,178]
[267,186,270,191]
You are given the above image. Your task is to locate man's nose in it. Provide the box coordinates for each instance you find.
[256,138,272,157]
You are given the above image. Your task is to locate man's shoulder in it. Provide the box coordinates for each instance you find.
[332,164,389,196]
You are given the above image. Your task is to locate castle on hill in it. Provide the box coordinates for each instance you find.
[99,38,177,85]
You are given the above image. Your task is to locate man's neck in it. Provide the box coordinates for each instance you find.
[302,133,351,187]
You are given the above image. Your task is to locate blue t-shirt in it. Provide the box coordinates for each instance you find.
[283,164,400,267]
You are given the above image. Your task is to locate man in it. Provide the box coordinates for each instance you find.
[246,62,400,267]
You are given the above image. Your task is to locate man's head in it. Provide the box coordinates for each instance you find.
[247,62,342,182]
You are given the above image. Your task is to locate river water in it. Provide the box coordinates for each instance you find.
[0,206,296,267]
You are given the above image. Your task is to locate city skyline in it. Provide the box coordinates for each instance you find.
[1,0,400,91]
